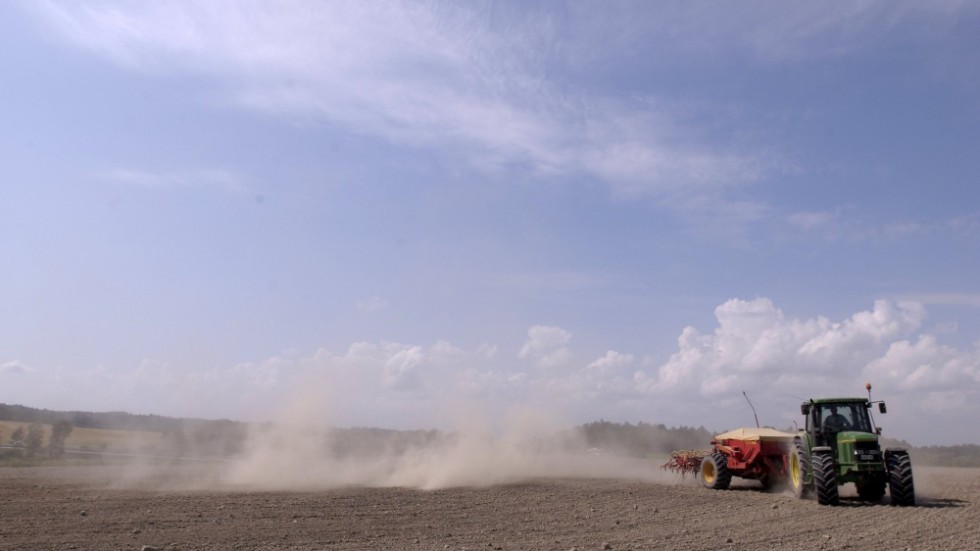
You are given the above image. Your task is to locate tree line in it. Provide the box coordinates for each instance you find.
[3,403,978,467]
[0,403,190,432]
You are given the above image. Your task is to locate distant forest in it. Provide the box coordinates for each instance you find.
[0,403,188,432]
[1,403,978,467]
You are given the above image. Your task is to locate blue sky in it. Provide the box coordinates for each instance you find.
[2,1,979,445]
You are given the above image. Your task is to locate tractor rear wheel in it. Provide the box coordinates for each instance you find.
[789,438,809,499]
[812,452,840,506]
[700,452,732,490]
[886,450,915,506]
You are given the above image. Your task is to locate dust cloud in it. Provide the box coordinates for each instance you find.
[218,378,672,490]
[222,410,671,491]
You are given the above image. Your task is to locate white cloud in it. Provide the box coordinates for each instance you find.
[7,296,979,443]
[382,346,424,390]
[796,300,926,359]
[475,343,499,359]
[519,325,573,368]
[651,298,927,397]
[863,335,980,394]
[587,350,634,372]
[0,360,35,374]
[620,297,980,443]
[123,305,968,432]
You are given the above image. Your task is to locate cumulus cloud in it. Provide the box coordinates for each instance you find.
[650,298,927,397]
[382,346,424,390]
[475,343,499,359]
[0,360,35,374]
[7,297,978,443]
[519,325,573,368]
[587,350,634,372]
[863,335,980,394]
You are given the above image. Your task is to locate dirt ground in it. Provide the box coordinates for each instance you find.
[1,464,977,551]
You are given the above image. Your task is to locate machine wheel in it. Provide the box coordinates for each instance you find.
[700,452,732,490]
[856,478,886,503]
[812,452,840,506]
[789,438,810,499]
[886,450,915,506]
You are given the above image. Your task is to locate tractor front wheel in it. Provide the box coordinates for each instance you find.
[700,452,732,490]
[886,450,915,506]
[812,452,840,506]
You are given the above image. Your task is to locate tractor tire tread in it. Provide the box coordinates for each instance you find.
[886,450,915,506]
[791,438,810,499]
[812,452,840,506]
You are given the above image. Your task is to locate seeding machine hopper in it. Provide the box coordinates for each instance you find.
[699,427,796,491]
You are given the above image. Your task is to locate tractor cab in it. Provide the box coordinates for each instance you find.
[801,399,880,446]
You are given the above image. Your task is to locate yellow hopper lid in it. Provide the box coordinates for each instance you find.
[714,427,795,442]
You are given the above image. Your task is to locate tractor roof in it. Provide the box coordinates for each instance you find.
[808,397,869,404]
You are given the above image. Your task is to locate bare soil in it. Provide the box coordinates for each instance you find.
[1,464,977,550]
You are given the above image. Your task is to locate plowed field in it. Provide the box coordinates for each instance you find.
[1,465,977,550]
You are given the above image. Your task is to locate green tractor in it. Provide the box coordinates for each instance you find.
[788,385,915,506]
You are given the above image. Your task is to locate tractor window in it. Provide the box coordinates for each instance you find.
[847,404,873,433]
[819,403,872,433]
[819,406,850,433]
